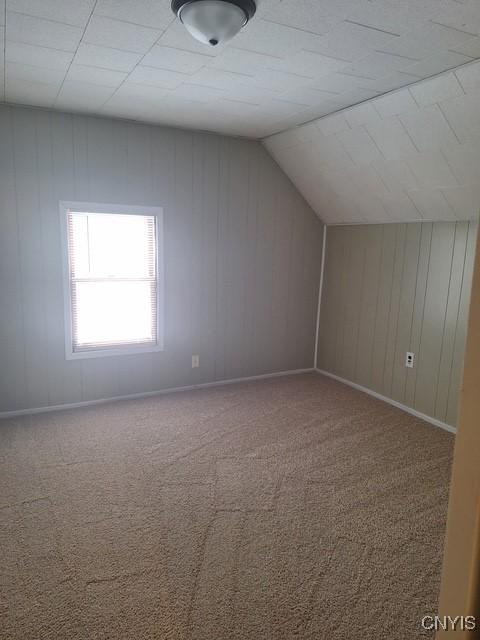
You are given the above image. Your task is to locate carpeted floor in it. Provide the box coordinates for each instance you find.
[0,372,454,640]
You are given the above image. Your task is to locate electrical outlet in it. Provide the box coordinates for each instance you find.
[192,355,200,368]
[406,352,415,369]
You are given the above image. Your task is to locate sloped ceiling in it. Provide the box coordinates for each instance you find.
[3,0,480,137]
[263,61,480,224]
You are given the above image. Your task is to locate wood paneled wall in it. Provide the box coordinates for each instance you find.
[317,222,478,427]
[0,105,323,413]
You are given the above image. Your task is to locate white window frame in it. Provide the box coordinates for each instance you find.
[60,201,164,360]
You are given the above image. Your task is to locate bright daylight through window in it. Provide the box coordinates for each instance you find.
[63,206,162,358]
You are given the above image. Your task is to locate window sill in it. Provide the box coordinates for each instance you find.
[65,343,164,360]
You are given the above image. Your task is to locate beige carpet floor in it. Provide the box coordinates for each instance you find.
[0,372,454,640]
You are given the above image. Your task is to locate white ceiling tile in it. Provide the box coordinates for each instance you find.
[344,0,438,35]
[74,43,143,72]
[449,35,480,58]
[232,18,325,57]
[316,112,350,136]
[249,68,315,92]
[128,65,188,89]
[310,72,373,95]
[308,20,401,61]
[142,45,210,74]
[6,11,83,51]
[379,22,475,59]
[207,46,275,76]
[454,59,480,91]
[55,80,116,110]
[406,188,456,221]
[334,86,382,107]
[408,72,464,106]
[261,2,342,35]
[257,98,307,118]
[371,157,420,191]
[285,101,346,125]
[367,70,422,94]
[222,83,279,104]
[293,121,325,145]
[6,60,65,84]
[379,190,423,221]
[441,185,480,220]
[344,164,388,195]
[366,117,418,159]
[6,76,59,106]
[442,141,480,185]
[403,51,473,79]
[344,102,381,127]
[66,64,127,88]
[188,67,254,92]
[307,135,356,172]
[109,81,169,104]
[344,51,417,80]
[266,49,350,78]
[6,41,73,70]
[94,0,174,30]
[399,104,460,152]
[83,15,161,54]
[278,86,340,106]
[171,82,224,103]
[432,1,480,35]
[336,126,383,165]
[7,0,95,27]
[438,88,480,143]
[405,150,459,189]
[217,98,261,116]
[372,87,418,118]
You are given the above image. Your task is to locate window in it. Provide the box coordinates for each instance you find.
[60,202,163,359]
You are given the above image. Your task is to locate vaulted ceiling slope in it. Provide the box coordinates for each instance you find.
[264,62,480,224]
[2,0,480,137]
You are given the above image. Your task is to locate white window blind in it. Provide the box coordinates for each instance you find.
[66,210,158,353]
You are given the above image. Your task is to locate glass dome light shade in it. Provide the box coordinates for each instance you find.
[174,0,252,46]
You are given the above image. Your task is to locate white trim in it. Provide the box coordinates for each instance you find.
[314,225,327,369]
[59,201,165,360]
[0,368,314,419]
[315,368,456,434]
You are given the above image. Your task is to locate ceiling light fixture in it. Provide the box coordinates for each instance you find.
[171,0,256,47]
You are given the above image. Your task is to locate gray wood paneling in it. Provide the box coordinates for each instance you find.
[0,104,323,413]
[317,221,478,427]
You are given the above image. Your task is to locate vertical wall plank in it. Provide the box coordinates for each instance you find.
[414,223,456,417]
[383,224,407,398]
[370,225,397,394]
[435,222,469,421]
[0,106,26,410]
[339,226,365,382]
[390,223,421,403]
[354,225,383,388]
[446,221,478,426]
[224,139,250,380]
[404,223,433,408]
[50,112,83,405]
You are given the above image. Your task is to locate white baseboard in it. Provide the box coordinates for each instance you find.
[0,368,314,419]
[315,368,456,435]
